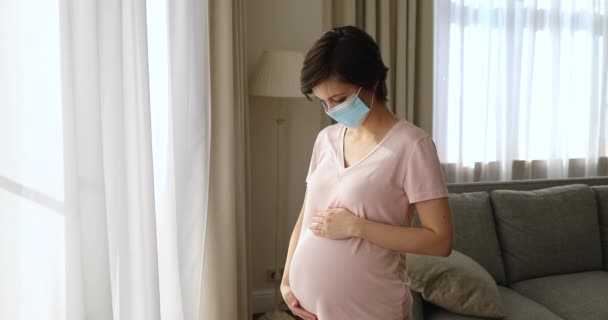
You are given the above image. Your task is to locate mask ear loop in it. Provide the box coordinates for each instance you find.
[355,86,363,96]
[355,83,378,129]
[369,82,379,111]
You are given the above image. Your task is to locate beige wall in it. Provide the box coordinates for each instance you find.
[246,0,325,313]
[245,0,435,314]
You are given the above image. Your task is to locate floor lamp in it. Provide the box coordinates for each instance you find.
[249,50,305,320]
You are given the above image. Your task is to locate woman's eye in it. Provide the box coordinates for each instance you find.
[333,98,346,103]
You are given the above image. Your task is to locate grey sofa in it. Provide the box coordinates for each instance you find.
[409,177,608,320]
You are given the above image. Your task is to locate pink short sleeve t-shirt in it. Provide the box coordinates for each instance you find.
[289,119,449,320]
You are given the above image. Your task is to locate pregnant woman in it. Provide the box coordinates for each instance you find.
[280,26,454,320]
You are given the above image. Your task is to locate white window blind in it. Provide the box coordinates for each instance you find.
[433,0,608,183]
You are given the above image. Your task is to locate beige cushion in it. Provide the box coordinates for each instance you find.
[406,250,506,318]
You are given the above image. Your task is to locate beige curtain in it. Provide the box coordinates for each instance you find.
[322,0,429,129]
[200,0,250,319]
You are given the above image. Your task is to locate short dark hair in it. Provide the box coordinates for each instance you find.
[300,25,389,103]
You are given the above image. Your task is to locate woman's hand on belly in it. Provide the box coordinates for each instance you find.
[308,207,361,240]
[280,282,318,320]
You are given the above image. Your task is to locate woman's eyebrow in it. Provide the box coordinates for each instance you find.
[313,92,345,100]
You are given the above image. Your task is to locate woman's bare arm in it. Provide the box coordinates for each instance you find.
[352,197,453,256]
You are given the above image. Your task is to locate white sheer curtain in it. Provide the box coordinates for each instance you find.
[434,0,608,183]
[0,0,211,319]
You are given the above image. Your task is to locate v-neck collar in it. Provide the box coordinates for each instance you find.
[337,119,403,176]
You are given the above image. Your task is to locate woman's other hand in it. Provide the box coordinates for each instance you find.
[309,208,361,240]
[280,281,318,320]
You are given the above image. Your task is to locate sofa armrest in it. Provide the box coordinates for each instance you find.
[409,290,424,320]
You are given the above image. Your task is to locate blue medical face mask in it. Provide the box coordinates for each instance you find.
[324,87,375,129]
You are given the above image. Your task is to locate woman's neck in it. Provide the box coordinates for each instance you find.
[346,101,400,139]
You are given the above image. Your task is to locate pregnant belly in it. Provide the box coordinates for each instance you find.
[289,229,408,319]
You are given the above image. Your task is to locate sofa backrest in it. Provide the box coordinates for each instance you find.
[446,177,608,194]
[427,177,608,285]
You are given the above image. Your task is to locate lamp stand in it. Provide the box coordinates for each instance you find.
[260,98,294,320]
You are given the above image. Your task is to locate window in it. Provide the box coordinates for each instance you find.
[433,0,608,183]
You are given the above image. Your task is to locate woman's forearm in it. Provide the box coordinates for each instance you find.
[282,217,303,284]
[352,218,452,256]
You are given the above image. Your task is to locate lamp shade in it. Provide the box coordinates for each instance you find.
[249,50,304,98]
